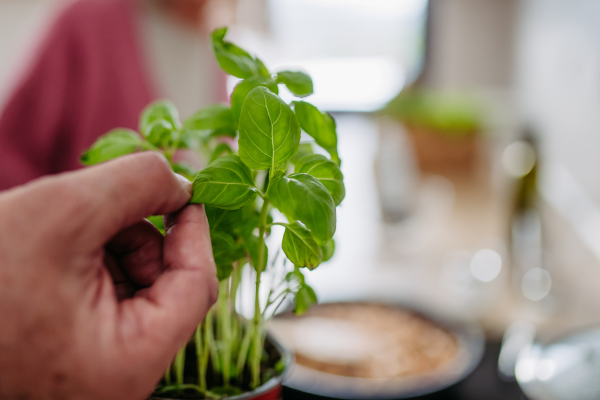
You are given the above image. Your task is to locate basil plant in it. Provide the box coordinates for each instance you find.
[81,28,344,398]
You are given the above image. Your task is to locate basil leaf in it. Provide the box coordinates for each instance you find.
[276,71,313,98]
[184,104,237,137]
[191,155,258,210]
[140,100,181,136]
[239,87,301,170]
[80,129,145,165]
[267,173,336,245]
[145,119,173,147]
[172,162,197,181]
[321,239,335,262]
[282,222,323,270]
[294,283,317,315]
[242,234,268,273]
[210,142,234,163]
[205,205,242,234]
[256,57,271,77]
[231,76,278,123]
[295,154,345,206]
[147,216,165,235]
[211,231,245,280]
[289,143,314,165]
[293,101,339,164]
[211,27,261,79]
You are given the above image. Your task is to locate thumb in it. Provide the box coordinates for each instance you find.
[118,204,218,362]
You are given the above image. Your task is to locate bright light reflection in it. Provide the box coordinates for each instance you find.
[303,0,428,18]
[470,249,502,282]
[228,57,406,112]
[522,268,552,301]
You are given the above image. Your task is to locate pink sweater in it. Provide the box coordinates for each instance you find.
[0,0,155,190]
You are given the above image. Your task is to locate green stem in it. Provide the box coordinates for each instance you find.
[250,198,270,388]
[164,367,172,386]
[205,309,220,374]
[235,322,254,384]
[201,320,210,391]
[217,279,232,387]
[174,346,186,385]
[194,324,205,391]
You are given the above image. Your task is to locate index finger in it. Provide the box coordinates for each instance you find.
[45,152,192,248]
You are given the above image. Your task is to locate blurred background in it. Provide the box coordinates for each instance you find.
[2,0,600,399]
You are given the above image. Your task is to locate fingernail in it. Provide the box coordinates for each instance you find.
[174,173,193,196]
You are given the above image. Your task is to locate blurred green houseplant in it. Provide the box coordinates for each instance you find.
[82,27,344,399]
[381,90,484,174]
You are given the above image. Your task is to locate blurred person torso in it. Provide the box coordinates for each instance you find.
[0,0,227,190]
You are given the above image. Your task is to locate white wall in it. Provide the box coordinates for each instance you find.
[516,0,600,203]
[0,0,56,106]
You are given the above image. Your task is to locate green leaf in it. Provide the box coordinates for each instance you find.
[144,119,173,146]
[295,154,345,206]
[231,76,279,123]
[211,231,245,280]
[267,173,336,245]
[289,143,314,165]
[321,239,335,262]
[139,100,182,136]
[210,142,234,163]
[276,71,314,98]
[242,234,268,273]
[238,87,301,170]
[80,129,145,165]
[183,104,237,137]
[191,155,258,210]
[282,222,323,270]
[293,101,339,164]
[147,216,165,235]
[256,57,271,77]
[205,205,243,234]
[294,283,317,315]
[172,162,197,181]
[211,27,262,79]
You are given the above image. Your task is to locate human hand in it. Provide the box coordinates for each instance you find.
[0,152,218,400]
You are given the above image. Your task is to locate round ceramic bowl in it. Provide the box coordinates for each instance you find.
[270,297,484,399]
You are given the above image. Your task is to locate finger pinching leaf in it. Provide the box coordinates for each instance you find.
[293,101,339,164]
[267,173,336,245]
[191,155,258,210]
[276,71,314,98]
[295,154,345,206]
[238,87,301,170]
[282,222,323,270]
[80,129,146,165]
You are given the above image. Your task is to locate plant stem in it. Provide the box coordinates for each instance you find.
[164,367,172,385]
[205,309,220,374]
[174,346,186,385]
[235,321,254,384]
[250,198,270,388]
[201,320,210,391]
[217,279,231,387]
[194,324,204,391]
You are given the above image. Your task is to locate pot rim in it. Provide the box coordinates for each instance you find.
[150,333,294,400]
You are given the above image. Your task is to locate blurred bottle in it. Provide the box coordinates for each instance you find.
[504,129,553,307]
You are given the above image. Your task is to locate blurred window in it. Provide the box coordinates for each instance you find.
[230,0,428,112]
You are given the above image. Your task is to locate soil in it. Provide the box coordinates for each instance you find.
[270,303,458,379]
[151,338,283,399]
